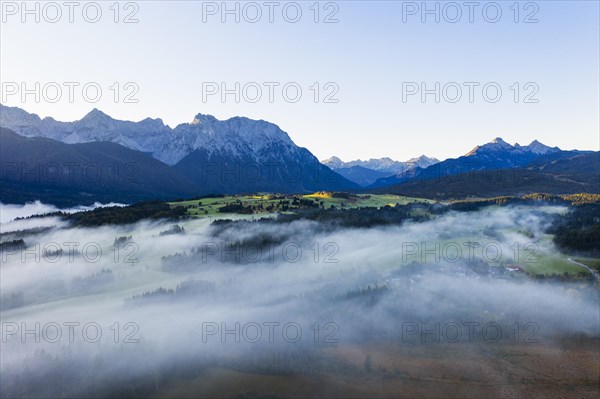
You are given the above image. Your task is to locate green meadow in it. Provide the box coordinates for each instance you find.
[169,193,434,218]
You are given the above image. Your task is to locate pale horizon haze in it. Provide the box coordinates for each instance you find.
[1,0,598,161]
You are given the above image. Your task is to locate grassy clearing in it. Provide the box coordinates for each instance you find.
[169,194,282,217]
[522,254,589,275]
[573,258,600,272]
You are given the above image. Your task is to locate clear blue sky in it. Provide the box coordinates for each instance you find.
[1,1,598,161]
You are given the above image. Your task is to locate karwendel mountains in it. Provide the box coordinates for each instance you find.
[0,105,357,205]
[1,104,598,205]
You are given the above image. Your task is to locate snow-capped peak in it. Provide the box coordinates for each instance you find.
[525,139,558,155]
[190,113,217,125]
[488,137,513,149]
[0,105,298,165]
[322,156,344,169]
[466,137,515,156]
[466,137,562,158]
[81,108,112,122]
[406,155,440,167]
[321,154,439,173]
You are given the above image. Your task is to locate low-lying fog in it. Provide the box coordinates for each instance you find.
[0,201,126,224]
[1,203,598,396]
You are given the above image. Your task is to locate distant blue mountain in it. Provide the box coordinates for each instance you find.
[368,137,566,189]
[322,155,439,186]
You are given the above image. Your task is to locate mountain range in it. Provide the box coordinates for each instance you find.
[322,155,439,186]
[0,105,358,205]
[1,104,597,205]
[0,127,199,206]
[369,138,598,198]
[368,137,565,188]
[371,151,599,199]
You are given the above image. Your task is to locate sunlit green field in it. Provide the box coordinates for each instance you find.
[169,193,435,218]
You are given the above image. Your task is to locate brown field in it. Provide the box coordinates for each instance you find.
[155,338,599,399]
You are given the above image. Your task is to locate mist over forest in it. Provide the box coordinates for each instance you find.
[1,201,598,398]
